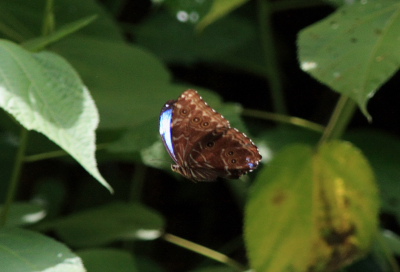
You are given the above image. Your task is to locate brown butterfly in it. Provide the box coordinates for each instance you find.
[159,89,262,181]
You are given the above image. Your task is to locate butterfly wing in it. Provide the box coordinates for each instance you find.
[187,127,262,180]
[159,99,179,163]
[160,89,261,181]
[170,90,229,167]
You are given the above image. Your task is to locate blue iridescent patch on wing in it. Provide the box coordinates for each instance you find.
[246,157,256,169]
[159,104,176,161]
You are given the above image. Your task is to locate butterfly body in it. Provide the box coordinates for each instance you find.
[159,89,261,181]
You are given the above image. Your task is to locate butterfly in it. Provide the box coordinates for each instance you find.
[159,89,262,181]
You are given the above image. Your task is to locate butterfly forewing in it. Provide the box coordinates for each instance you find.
[160,89,261,181]
[171,90,229,165]
[159,100,178,163]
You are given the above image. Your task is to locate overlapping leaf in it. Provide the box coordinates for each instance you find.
[245,141,379,272]
[78,249,138,272]
[49,202,165,247]
[0,202,45,227]
[298,0,400,118]
[0,228,85,272]
[0,40,111,191]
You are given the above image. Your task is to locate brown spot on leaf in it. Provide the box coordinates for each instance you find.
[272,191,286,205]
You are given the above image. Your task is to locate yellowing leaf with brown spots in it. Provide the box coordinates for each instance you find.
[244,141,379,272]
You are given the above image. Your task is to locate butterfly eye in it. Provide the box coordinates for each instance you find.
[231,159,237,164]
[228,151,234,156]
[202,121,209,127]
[192,117,201,123]
[206,142,214,148]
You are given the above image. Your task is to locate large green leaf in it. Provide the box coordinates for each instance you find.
[0,40,111,192]
[197,0,249,30]
[0,202,46,227]
[381,230,400,256]
[49,202,165,247]
[135,11,255,65]
[163,0,212,25]
[52,35,171,129]
[78,248,137,272]
[345,129,400,221]
[257,126,320,159]
[190,265,236,272]
[298,0,400,118]
[0,0,122,41]
[22,15,98,52]
[245,141,379,272]
[0,228,85,272]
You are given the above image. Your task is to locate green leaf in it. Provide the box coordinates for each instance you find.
[381,230,400,256]
[134,255,164,272]
[32,178,66,219]
[197,0,249,31]
[0,228,85,272]
[52,35,171,129]
[50,202,165,247]
[163,0,212,24]
[78,248,137,272]
[190,265,236,272]
[107,116,160,154]
[245,141,379,272]
[135,11,255,65]
[298,0,400,118]
[258,127,320,158]
[0,40,112,192]
[22,15,98,51]
[0,0,123,41]
[0,202,46,227]
[345,129,400,221]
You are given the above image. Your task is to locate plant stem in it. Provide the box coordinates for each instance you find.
[0,22,25,42]
[162,233,247,271]
[243,108,325,133]
[129,163,147,203]
[318,95,357,146]
[24,149,67,162]
[0,128,29,227]
[42,0,55,36]
[257,0,287,115]
[24,143,110,162]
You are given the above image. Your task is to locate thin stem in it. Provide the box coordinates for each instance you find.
[162,233,247,271]
[24,143,110,162]
[243,108,325,133]
[129,163,147,203]
[42,0,55,36]
[24,149,67,162]
[318,95,357,146]
[0,22,25,42]
[0,8,35,41]
[257,0,287,115]
[0,128,29,227]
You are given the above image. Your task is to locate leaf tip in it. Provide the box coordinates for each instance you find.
[360,103,372,123]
